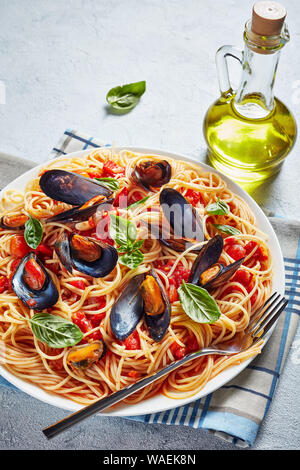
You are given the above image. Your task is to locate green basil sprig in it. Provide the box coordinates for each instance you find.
[109,214,144,269]
[24,216,43,249]
[213,224,241,236]
[206,198,230,215]
[106,81,146,111]
[126,195,150,210]
[29,313,83,348]
[95,177,120,192]
[178,281,221,324]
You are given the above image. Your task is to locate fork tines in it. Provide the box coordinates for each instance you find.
[249,292,288,340]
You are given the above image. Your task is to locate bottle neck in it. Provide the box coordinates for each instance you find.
[233,44,281,119]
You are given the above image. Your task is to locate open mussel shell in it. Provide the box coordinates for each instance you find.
[55,233,118,278]
[11,253,59,310]
[159,188,204,249]
[141,268,171,343]
[39,169,113,206]
[188,235,223,284]
[110,274,145,341]
[132,160,171,190]
[201,258,246,290]
[0,214,29,230]
[46,196,114,224]
[66,340,106,369]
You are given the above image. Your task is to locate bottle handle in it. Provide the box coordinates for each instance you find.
[215,45,243,95]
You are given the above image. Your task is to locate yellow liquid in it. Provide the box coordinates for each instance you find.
[203,93,297,183]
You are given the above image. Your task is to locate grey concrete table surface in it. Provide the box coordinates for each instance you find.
[0,0,299,451]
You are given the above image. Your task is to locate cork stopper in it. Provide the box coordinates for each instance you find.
[251,1,286,36]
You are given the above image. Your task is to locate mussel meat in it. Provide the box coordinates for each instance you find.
[39,169,113,206]
[110,274,145,341]
[132,160,171,190]
[46,195,114,224]
[66,340,106,369]
[140,269,171,342]
[11,253,59,310]
[188,235,245,290]
[1,214,29,230]
[55,233,118,278]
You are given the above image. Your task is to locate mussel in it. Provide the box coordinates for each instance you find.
[39,169,113,206]
[144,187,205,252]
[55,233,118,278]
[0,214,29,230]
[11,253,59,310]
[46,195,114,224]
[66,340,106,369]
[132,160,171,190]
[110,270,170,343]
[188,235,245,290]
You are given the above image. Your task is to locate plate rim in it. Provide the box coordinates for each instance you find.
[0,146,285,417]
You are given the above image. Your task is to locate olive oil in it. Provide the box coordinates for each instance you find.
[204,92,297,182]
[203,2,297,183]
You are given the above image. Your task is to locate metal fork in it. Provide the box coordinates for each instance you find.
[43,292,287,439]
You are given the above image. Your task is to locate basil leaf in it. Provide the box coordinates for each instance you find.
[106,81,146,111]
[178,281,221,324]
[206,198,229,215]
[126,196,150,210]
[109,214,137,247]
[119,250,144,269]
[213,224,241,236]
[24,217,43,249]
[29,313,83,348]
[95,177,120,191]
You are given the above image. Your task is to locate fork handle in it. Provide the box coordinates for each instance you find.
[43,348,215,439]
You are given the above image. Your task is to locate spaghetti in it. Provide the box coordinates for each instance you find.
[0,148,272,405]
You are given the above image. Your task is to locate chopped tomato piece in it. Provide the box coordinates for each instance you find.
[87,329,102,341]
[128,370,140,379]
[225,243,246,261]
[185,189,203,206]
[35,243,53,257]
[102,160,125,177]
[0,276,9,294]
[89,313,106,327]
[69,280,86,290]
[128,191,144,206]
[123,330,140,350]
[173,346,187,360]
[113,187,128,208]
[186,336,199,353]
[224,237,237,245]
[26,299,37,307]
[88,170,103,179]
[168,284,179,303]
[245,241,268,262]
[10,235,31,258]
[72,311,92,333]
[231,269,253,288]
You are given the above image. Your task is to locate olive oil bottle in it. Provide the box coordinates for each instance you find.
[203,1,297,183]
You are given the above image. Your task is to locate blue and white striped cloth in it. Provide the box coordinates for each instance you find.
[1,129,299,447]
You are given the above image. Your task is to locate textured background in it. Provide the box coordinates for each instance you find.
[0,0,299,450]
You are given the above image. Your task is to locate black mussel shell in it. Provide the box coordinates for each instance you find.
[0,214,29,230]
[46,197,114,224]
[202,258,246,290]
[159,188,204,248]
[39,169,113,206]
[132,160,172,190]
[142,269,171,342]
[110,274,145,341]
[54,232,73,274]
[69,234,118,278]
[66,340,106,369]
[188,235,223,284]
[11,253,59,310]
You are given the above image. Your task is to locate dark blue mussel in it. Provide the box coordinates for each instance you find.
[110,270,171,343]
[39,169,113,206]
[132,159,172,190]
[55,233,118,278]
[11,252,59,310]
[46,195,114,224]
[188,235,245,290]
[110,274,145,341]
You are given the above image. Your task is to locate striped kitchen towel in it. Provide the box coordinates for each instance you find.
[0,129,299,447]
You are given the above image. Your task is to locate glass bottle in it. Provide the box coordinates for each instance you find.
[203,1,297,183]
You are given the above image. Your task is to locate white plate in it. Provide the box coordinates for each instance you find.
[0,147,285,416]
